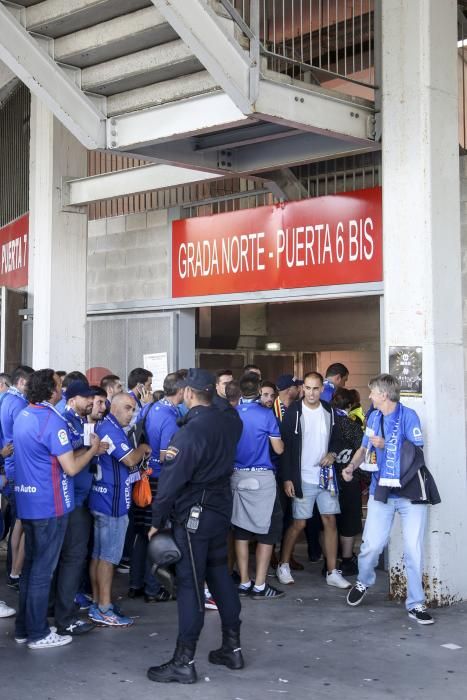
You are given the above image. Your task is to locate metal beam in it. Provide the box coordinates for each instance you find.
[0,3,106,149]
[231,132,378,173]
[263,168,309,201]
[0,59,18,106]
[108,91,251,150]
[109,76,374,153]
[136,131,379,175]
[255,76,376,143]
[193,122,299,152]
[151,0,252,113]
[64,163,221,206]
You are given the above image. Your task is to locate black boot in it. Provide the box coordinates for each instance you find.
[147,640,197,684]
[208,627,244,670]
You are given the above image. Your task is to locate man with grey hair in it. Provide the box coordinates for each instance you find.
[343,373,433,624]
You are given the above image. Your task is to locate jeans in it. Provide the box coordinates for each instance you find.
[51,505,92,628]
[92,512,129,564]
[173,509,241,644]
[129,531,160,596]
[358,496,428,610]
[16,515,69,642]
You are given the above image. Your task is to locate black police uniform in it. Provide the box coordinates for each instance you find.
[147,374,243,685]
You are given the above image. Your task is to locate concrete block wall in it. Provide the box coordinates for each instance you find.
[87,209,170,305]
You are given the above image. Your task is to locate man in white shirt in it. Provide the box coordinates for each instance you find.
[276,372,350,589]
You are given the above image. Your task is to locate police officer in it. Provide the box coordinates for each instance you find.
[147,368,243,685]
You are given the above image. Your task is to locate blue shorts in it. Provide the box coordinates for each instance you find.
[91,511,129,565]
[292,481,340,519]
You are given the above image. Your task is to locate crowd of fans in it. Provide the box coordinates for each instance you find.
[0,359,436,650]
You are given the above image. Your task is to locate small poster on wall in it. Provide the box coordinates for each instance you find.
[388,346,423,398]
[144,352,168,391]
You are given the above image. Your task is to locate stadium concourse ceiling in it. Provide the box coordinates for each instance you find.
[0,0,378,201]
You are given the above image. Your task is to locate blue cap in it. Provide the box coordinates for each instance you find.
[176,368,215,392]
[276,374,303,391]
[65,380,98,401]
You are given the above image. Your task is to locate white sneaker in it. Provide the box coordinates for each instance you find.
[27,631,72,649]
[16,625,57,644]
[326,569,351,589]
[276,563,295,585]
[0,601,15,618]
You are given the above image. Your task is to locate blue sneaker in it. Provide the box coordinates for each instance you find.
[89,606,133,627]
[87,603,98,620]
[74,592,92,610]
[110,602,125,616]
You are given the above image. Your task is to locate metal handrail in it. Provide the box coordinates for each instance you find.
[219,0,376,91]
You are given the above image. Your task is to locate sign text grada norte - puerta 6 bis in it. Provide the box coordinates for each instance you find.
[172,187,382,298]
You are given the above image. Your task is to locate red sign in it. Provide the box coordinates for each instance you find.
[0,214,29,289]
[172,187,382,297]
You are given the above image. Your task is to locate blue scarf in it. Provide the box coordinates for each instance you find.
[366,403,403,488]
[319,465,339,495]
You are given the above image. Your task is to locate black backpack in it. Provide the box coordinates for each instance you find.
[129,402,155,447]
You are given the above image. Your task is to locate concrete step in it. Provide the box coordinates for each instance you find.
[54,6,177,68]
[26,0,151,39]
[81,40,203,97]
[106,71,218,117]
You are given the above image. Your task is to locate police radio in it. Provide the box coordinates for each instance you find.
[186,505,202,533]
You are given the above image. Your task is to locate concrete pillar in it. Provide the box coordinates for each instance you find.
[28,96,87,370]
[177,309,196,369]
[382,0,467,603]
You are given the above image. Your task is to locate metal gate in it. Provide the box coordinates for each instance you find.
[86,312,175,388]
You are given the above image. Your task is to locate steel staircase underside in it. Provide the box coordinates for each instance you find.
[0,0,378,188]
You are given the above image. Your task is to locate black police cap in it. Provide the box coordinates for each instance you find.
[175,368,215,392]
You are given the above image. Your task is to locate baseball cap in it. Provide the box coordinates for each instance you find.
[276,374,303,391]
[65,380,98,401]
[175,368,215,392]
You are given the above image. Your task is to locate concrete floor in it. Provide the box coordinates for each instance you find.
[1,547,467,700]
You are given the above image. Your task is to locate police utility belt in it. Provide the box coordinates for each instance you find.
[184,474,230,532]
[185,487,218,532]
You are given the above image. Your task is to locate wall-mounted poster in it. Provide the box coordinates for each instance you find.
[144,352,168,391]
[389,347,422,398]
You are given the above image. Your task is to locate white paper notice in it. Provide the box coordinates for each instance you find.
[144,352,168,391]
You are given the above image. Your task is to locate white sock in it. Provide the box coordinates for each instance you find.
[239,580,251,589]
[253,582,265,591]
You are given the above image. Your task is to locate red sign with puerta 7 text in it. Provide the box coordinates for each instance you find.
[0,213,29,289]
[172,187,382,298]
